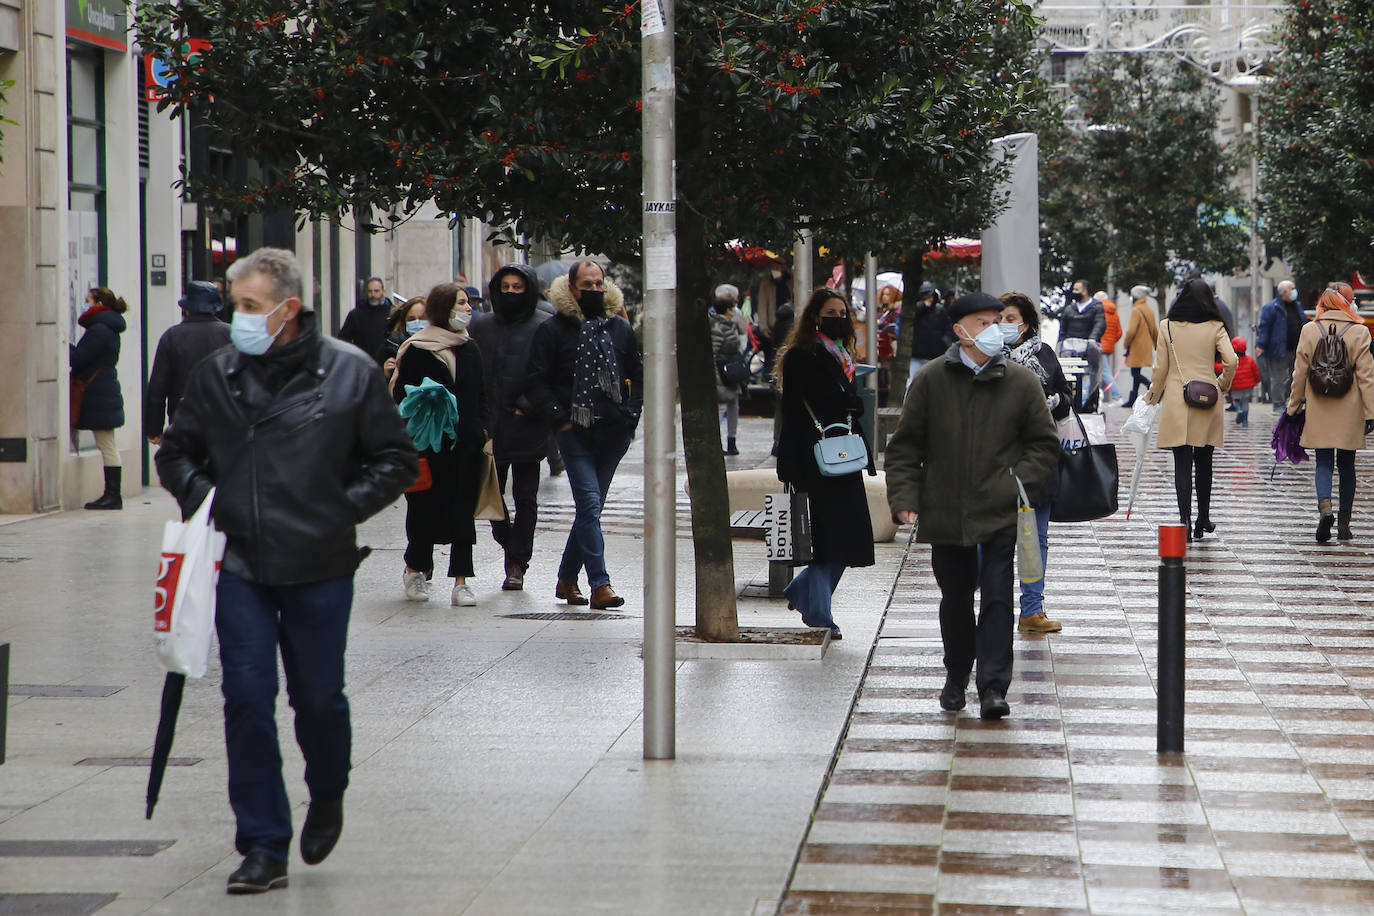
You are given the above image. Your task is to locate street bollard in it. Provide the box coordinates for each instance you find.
[1157,525,1187,754]
[0,641,8,764]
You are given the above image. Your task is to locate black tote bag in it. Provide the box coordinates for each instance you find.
[1050,411,1120,523]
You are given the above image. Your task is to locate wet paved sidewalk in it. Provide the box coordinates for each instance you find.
[780,407,1374,914]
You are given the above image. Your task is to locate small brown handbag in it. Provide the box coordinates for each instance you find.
[1166,325,1220,409]
[69,368,102,427]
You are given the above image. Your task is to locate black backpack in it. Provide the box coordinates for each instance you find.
[1308,321,1355,397]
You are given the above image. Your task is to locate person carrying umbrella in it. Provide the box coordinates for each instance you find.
[155,248,416,894]
[1284,285,1374,542]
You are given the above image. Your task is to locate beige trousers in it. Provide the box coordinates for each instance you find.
[93,429,121,468]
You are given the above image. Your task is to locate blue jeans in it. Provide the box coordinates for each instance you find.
[216,571,354,862]
[784,561,846,631]
[556,427,632,589]
[907,357,931,392]
[1018,503,1052,618]
[1315,448,1356,513]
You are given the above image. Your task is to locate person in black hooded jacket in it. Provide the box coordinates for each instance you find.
[470,263,555,590]
[146,281,232,445]
[71,286,130,509]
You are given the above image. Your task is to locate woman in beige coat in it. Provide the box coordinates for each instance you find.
[1145,279,1238,540]
[1287,285,1374,542]
[1121,285,1159,407]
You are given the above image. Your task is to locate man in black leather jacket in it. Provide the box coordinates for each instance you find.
[470,263,554,590]
[155,248,416,895]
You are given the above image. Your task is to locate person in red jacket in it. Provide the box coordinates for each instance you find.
[1229,336,1261,427]
[1097,292,1124,403]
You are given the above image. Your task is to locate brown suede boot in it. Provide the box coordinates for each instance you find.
[1338,510,1354,541]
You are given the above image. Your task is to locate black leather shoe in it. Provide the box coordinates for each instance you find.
[227,852,288,894]
[300,798,344,866]
[980,689,1010,720]
[939,673,968,711]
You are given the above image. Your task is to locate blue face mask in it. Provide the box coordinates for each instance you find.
[959,322,1005,357]
[1000,323,1022,345]
[230,298,289,355]
[405,319,429,336]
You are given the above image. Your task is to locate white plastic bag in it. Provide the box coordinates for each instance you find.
[1014,476,1043,586]
[1121,399,1161,439]
[1057,411,1108,450]
[154,488,227,677]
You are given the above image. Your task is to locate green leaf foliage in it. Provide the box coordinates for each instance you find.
[1039,55,1248,296]
[134,0,1042,268]
[1259,0,1374,289]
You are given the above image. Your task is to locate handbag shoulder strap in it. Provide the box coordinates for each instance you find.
[1165,322,1199,387]
[802,399,853,435]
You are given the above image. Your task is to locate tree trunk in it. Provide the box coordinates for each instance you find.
[886,251,925,403]
[676,206,740,641]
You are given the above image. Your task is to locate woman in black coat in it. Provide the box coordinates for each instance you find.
[70,287,129,510]
[377,296,429,380]
[998,292,1073,635]
[391,283,488,607]
[775,288,876,639]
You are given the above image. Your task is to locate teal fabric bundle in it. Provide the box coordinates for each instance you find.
[398,377,458,453]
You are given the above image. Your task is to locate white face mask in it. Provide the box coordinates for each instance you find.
[1000,323,1022,345]
[958,322,1005,357]
[448,308,472,331]
[230,298,289,355]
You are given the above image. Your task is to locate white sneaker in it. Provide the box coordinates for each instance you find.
[451,583,477,607]
[403,570,429,602]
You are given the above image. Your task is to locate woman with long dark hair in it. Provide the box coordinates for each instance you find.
[774,288,875,640]
[1145,278,1237,540]
[71,286,130,509]
[391,283,488,606]
[998,292,1073,633]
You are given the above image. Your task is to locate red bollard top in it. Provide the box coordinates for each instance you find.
[1159,525,1187,559]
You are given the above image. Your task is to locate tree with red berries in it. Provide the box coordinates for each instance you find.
[137,0,1041,640]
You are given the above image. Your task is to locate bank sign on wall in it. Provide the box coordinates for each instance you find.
[66,0,127,52]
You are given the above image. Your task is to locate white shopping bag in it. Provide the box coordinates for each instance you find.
[154,488,227,678]
[1057,411,1108,450]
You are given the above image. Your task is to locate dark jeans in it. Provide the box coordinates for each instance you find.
[931,529,1015,697]
[489,460,541,570]
[1316,448,1356,512]
[556,427,632,589]
[1125,368,1150,404]
[404,540,473,579]
[783,561,845,631]
[215,571,354,862]
[1262,354,1295,407]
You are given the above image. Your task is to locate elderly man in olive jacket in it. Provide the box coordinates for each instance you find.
[885,292,1061,720]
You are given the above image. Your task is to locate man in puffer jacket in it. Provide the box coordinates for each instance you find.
[522,260,643,611]
[470,263,554,591]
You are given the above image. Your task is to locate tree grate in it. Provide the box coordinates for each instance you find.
[501,612,625,621]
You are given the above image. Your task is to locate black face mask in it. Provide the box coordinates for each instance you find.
[494,290,524,313]
[818,316,850,341]
[579,289,606,318]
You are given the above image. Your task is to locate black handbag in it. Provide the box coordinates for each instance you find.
[1050,411,1119,523]
[1166,324,1221,409]
[718,348,753,385]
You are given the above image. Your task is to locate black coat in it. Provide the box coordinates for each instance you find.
[155,315,418,586]
[1056,299,1106,342]
[145,312,232,438]
[392,341,487,547]
[523,277,642,434]
[470,264,554,463]
[908,301,956,360]
[338,300,394,366]
[776,343,875,569]
[1008,340,1073,503]
[70,309,127,430]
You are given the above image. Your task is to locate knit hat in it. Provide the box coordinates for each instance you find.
[179,280,223,315]
[1231,336,1247,355]
[947,292,1003,324]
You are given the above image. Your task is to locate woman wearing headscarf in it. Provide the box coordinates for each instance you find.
[1121,285,1159,407]
[1145,278,1238,540]
[71,286,130,510]
[1286,284,1374,542]
[997,293,1073,634]
[391,283,487,606]
[774,287,876,641]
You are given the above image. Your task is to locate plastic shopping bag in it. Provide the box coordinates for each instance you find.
[1015,476,1043,586]
[1120,399,1160,441]
[154,488,227,678]
[1057,410,1108,450]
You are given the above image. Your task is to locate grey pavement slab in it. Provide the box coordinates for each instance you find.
[0,416,900,915]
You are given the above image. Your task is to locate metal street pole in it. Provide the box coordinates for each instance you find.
[864,253,879,370]
[794,225,814,305]
[641,0,676,760]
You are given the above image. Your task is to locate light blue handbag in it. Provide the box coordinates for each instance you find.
[806,402,868,477]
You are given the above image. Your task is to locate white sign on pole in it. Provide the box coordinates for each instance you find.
[641,0,665,36]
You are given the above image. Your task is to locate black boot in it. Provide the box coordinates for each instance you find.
[724,437,739,456]
[84,467,122,510]
[1338,509,1354,542]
